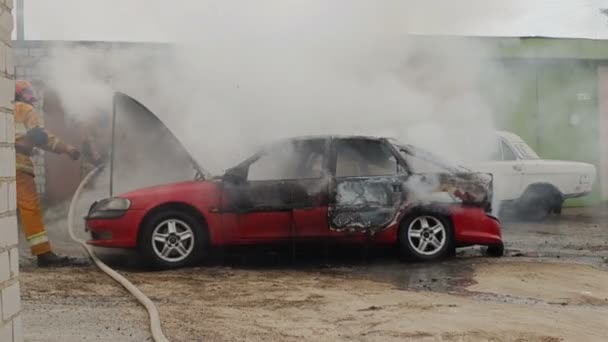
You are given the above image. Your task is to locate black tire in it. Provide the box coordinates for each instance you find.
[486,242,504,257]
[398,212,454,261]
[517,185,561,222]
[520,201,550,221]
[139,209,207,269]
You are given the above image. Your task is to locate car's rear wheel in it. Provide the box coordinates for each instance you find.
[399,213,454,261]
[139,210,206,269]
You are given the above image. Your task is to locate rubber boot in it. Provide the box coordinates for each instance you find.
[37,251,76,268]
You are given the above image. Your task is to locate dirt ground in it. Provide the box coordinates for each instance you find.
[19,207,608,342]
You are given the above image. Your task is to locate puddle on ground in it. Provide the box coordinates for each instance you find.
[349,259,478,292]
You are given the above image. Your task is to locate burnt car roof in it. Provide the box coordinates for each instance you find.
[268,135,388,145]
[291,135,384,140]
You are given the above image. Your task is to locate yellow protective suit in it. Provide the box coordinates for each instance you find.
[15,101,70,256]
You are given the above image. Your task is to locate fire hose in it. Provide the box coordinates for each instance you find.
[67,165,169,342]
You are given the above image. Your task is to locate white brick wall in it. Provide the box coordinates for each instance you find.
[0,1,21,341]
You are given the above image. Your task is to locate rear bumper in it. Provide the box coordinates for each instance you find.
[449,206,502,246]
[85,209,144,248]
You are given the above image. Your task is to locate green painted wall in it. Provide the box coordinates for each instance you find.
[480,58,601,207]
[536,61,600,206]
[413,35,608,206]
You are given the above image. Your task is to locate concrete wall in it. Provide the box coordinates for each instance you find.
[484,59,604,206]
[11,38,608,207]
[0,1,22,341]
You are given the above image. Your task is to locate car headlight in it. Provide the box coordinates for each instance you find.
[87,198,131,219]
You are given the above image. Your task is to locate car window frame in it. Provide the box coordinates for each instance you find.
[331,137,408,178]
[500,139,518,161]
[241,138,330,182]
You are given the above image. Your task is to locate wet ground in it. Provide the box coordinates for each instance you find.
[19,207,608,341]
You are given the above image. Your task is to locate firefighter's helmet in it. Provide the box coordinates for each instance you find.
[15,80,37,104]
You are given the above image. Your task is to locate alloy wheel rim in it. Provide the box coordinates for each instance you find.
[407,216,446,256]
[152,219,195,263]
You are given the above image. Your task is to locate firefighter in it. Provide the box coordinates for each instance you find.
[14,80,81,267]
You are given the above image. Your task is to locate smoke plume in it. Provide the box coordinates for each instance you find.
[34,0,502,176]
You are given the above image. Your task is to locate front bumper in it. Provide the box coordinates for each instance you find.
[85,209,144,248]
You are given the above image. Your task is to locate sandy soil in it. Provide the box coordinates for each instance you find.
[19,208,608,342]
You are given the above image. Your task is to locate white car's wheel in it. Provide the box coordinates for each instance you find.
[399,212,454,261]
[518,185,562,221]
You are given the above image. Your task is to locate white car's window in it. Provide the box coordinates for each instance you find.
[490,141,502,161]
[513,142,540,160]
[501,141,517,161]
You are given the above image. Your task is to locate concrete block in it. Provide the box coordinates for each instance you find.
[5,113,13,143]
[0,147,16,179]
[0,8,13,43]
[12,315,21,342]
[6,180,14,212]
[28,48,44,57]
[1,282,20,320]
[0,149,8,177]
[13,49,27,58]
[0,181,7,213]
[0,43,5,71]
[8,248,17,278]
[0,215,18,248]
[0,77,12,110]
[5,44,13,76]
[0,320,12,342]
[0,251,9,282]
[0,112,4,143]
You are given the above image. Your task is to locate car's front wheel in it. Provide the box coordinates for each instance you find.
[399,212,454,261]
[139,210,206,269]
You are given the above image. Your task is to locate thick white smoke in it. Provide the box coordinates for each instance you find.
[37,0,500,175]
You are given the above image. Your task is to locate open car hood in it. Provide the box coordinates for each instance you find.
[109,92,209,196]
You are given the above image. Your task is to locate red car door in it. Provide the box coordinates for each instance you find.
[327,138,407,237]
[222,180,293,241]
[221,138,330,242]
[288,138,331,238]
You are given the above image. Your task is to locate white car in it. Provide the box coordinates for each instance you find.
[469,131,596,220]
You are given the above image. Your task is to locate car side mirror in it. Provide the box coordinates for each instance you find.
[223,167,246,185]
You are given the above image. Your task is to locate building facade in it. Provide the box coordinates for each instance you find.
[0,1,22,341]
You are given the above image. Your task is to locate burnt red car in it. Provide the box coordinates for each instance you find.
[85,94,503,269]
